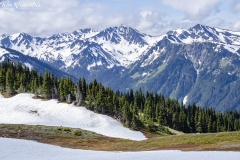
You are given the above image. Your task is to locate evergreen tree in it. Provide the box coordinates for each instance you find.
[95,84,105,113]
[0,69,5,93]
[5,68,14,94]
[42,70,52,99]
[76,80,83,106]
[31,77,38,96]
[59,78,65,101]
[81,77,87,102]
[123,99,131,127]
[131,95,139,129]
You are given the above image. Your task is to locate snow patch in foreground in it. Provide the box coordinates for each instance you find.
[1,138,240,160]
[0,93,146,141]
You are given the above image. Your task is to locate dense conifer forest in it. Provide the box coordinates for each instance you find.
[1,61,240,133]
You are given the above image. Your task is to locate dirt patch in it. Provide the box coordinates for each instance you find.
[154,144,201,151]
[1,124,240,152]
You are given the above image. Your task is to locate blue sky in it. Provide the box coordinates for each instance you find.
[0,0,240,36]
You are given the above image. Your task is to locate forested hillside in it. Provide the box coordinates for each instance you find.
[1,61,240,133]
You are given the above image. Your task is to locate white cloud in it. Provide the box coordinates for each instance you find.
[0,0,83,36]
[0,0,168,36]
[160,0,221,20]
[0,0,238,37]
[206,17,225,27]
[135,10,165,35]
[232,1,240,13]
[233,21,240,30]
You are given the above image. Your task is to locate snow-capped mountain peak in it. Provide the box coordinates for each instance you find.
[166,24,240,54]
[1,24,240,77]
[85,25,166,67]
[77,28,99,39]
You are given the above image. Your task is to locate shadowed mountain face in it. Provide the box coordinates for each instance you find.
[1,24,240,111]
[0,47,75,80]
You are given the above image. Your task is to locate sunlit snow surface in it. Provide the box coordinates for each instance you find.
[0,93,146,141]
[0,47,9,57]
[0,138,240,160]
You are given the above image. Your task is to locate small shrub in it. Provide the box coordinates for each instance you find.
[57,127,62,131]
[147,121,157,132]
[63,128,71,132]
[163,128,172,135]
[74,130,82,136]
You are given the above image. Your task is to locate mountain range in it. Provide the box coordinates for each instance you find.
[0,24,240,112]
[0,47,75,80]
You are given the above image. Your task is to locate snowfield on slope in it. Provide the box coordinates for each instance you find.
[0,93,146,141]
[1,138,240,160]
